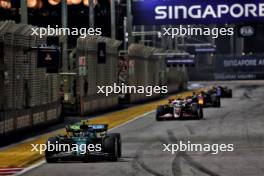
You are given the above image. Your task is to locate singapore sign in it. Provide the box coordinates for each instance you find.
[132,0,264,25]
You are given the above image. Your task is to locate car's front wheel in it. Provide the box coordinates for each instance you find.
[156,106,164,121]
[45,137,59,163]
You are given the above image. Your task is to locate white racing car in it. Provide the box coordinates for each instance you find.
[156,97,203,121]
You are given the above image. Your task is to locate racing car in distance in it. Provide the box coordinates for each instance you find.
[45,121,121,163]
[218,86,233,98]
[156,97,203,121]
[197,90,221,108]
[206,86,233,98]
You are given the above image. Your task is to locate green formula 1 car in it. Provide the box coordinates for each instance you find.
[45,121,121,163]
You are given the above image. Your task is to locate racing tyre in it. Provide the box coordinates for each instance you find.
[216,99,221,107]
[191,103,201,120]
[104,135,118,161]
[197,107,203,120]
[191,103,199,113]
[110,133,122,158]
[228,90,233,98]
[212,96,221,107]
[156,106,164,121]
[45,137,59,163]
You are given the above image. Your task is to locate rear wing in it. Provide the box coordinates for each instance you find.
[65,123,108,133]
[88,124,108,132]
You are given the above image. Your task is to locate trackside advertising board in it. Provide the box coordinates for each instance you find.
[214,55,264,80]
[132,0,264,25]
[166,56,195,67]
[37,48,60,73]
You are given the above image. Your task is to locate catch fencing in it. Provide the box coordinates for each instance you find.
[76,36,121,114]
[127,44,188,103]
[0,21,61,137]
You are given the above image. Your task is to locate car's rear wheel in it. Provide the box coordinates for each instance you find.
[191,103,199,112]
[228,90,233,98]
[211,95,221,107]
[110,133,122,158]
[216,99,221,107]
[104,135,118,161]
[197,107,203,120]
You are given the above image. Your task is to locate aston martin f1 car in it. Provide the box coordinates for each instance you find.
[156,97,203,121]
[45,121,121,163]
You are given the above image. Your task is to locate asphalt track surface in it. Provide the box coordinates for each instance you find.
[23,81,264,176]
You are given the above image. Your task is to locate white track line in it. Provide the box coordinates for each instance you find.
[16,110,155,176]
[15,161,45,176]
[109,110,155,131]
